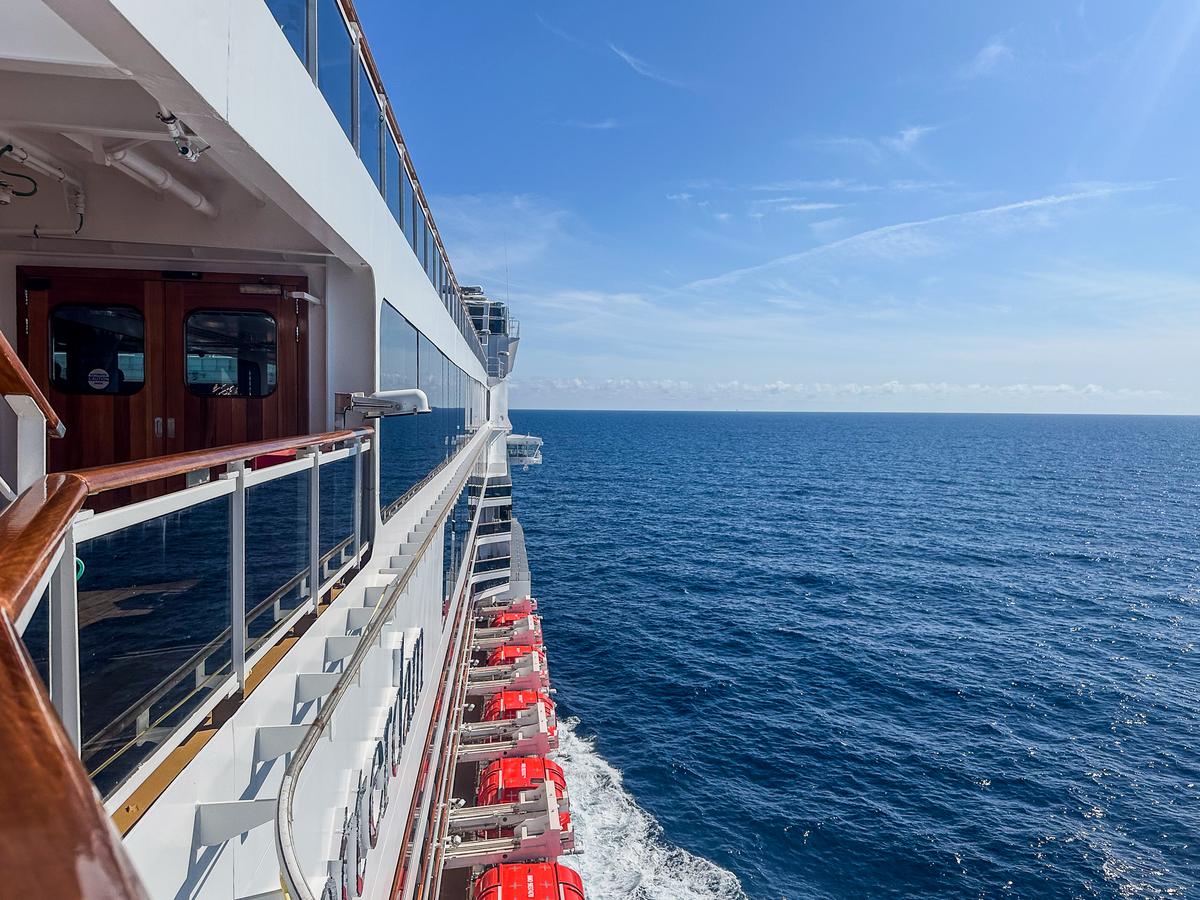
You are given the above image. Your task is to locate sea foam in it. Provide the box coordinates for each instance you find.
[556,717,747,900]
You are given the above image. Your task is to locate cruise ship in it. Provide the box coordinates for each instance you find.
[0,2,580,898]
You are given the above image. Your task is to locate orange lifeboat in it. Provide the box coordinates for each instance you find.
[488,611,539,629]
[487,644,547,668]
[476,756,568,808]
[472,863,585,900]
[482,690,556,731]
[476,756,571,838]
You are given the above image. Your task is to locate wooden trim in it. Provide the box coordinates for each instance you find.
[73,427,371,495]
[0,327,65,438]
[0,473,89,623]
[0,424,373,898]
[17,266,309,289]
[0,614,149,899]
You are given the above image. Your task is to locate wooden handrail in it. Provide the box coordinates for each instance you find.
[74,427,372,494]
[0,473,88,623]
[0,326,65,438]
[0,616,149,899]
[0,424,374,898]
[0,427,372,625]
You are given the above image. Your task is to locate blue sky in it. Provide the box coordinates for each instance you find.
[357,1,1200,413]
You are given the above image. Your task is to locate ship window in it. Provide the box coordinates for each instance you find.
[316,0,352,140]
[423,219,434,276]
[358,63,382,190]
[185,310,278,398]
[265,0,307,63]
[386,135,402,225]
[402,169,415,244]
[410,180,422,252]
[49,305,145,395]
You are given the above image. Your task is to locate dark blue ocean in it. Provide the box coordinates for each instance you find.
[508,411,1200,900]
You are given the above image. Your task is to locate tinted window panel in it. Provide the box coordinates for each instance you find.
[265,0,307,62]
[379,301,418,390]
[386,136,402,224]
[317,0,352,140]
[185,310,277,397]
[50,305,144,395]
[402,170,415,244]
[358,63,382,189]
[378,302,421,516]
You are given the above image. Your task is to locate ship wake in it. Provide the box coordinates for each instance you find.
[555,718,747,900]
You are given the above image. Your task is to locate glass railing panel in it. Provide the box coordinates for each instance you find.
[76,494,232,797]
[358,63,382,189]
[476,521,512,537]
[386,136,402,224]
[472,576,508,596]
[21,591,50,688]
[245,467,310,655]
[265,0,307,63]
[474,556,511,574]
[319,453,356,580]
[316,0,352,140]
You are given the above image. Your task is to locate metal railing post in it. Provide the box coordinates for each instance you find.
[305,448,321,608]
[8,394,47,495]
[227,461,247,691]
[366,432,379,550]
[304,0,318,78]
[353,438,363,565]
[49,524,80,750]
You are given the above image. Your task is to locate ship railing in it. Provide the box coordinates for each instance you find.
[258,0,487,367]
[476,520,513,537]
[18,430,373,793]
[66,433,374,801]
[275,446,494,900]
[0,329,376,895]
[472,555,512,575]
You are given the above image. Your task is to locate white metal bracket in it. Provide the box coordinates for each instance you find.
[196,798,276,845]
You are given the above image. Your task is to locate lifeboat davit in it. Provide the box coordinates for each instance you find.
[491,597,537,615]
[489,611,539,630]
[473,863,585,900]
[483,690,556,732]
[487,644,547,668]
[476,756,568,810]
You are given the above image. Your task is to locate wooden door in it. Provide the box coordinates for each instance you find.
[161,279,308,455]
[18,270,165,476]
[17,268,309,479]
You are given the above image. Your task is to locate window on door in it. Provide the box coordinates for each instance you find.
[185,309,278,397]
[49,305,145,395]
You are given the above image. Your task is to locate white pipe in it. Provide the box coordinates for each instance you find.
[106,147,217,217]
[0,133,86,219]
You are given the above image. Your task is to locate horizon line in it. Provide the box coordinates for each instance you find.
[506,407,1200,418]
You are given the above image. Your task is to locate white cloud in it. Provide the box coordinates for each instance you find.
[882,125,940,154]
[685,182,1155,290]
[811,124,940,163]
[567,118,620,130]
[431,193,568,278]
[777,202,843,213]
[608,43,687,88]
[510,376,1168,404]
[534,13,583,46]
[960,37,1015,78]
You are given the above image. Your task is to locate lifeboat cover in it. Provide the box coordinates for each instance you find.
[472,862,585,900]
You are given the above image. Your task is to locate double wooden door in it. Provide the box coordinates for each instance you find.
[18,268,309,480]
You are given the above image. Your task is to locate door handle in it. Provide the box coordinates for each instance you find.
[154,417,163,438]
[167,417,175,439]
